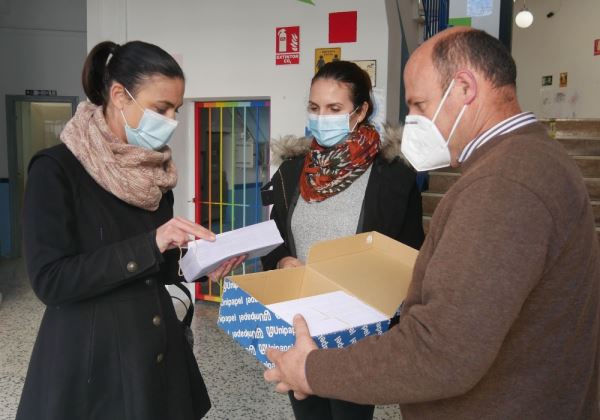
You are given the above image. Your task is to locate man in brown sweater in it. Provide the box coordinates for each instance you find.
[264,27,600,419]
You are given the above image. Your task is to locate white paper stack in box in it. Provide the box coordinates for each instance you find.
[218,232,417,367]
[179,220,283,282]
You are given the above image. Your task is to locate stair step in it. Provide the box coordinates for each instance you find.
[592,201,600,225]
[423,215,600,242]
[555,137,600,156]
[422,193,600,224]
[574,156,600,178]
[428,172,460,194]
[422,192,443,216]
[540,119,600,138]
[586,178,600,200]
[424,177,600,212]
[423,215,431,234]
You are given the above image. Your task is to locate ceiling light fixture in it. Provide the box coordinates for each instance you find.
[514,0,534,28]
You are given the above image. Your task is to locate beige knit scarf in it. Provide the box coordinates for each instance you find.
[61,101,178,211]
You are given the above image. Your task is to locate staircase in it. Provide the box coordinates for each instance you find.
[421,167,458,235]
[543,119,600,241]
[421,119,600,242]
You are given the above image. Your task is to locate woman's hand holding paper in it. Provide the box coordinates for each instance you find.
[156,217,216,253]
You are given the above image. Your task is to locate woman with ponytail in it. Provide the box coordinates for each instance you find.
[16,40,241,420]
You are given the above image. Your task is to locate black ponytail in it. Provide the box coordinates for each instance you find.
[82,41,118,106]
[81,40,185,108]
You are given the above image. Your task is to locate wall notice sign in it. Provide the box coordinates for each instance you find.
[560,72,568,88]
[314,47,341,73]
[276,26,300,65]
[351,60,376,87]
[467,0,493,17]
[25,89,57,96]
[595,39,600,56]
[542,75,553,87]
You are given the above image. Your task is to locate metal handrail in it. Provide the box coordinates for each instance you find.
[422,0,449,40]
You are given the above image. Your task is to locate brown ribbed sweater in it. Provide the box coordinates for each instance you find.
[306,123,600,419]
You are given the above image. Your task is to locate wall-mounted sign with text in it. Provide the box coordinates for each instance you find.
[276,26,300,65]
[25,89,57,96]
[314,47,341,73]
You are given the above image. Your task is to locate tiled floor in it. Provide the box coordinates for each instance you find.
[0,258,401,420]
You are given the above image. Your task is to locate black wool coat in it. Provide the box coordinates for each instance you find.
[261,154,425,271]
[17,144,210,420]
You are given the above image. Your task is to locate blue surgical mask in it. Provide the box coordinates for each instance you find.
[307,108,359,148]
[120,88,178,150]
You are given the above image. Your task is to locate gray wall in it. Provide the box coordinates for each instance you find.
[0,0,87,178]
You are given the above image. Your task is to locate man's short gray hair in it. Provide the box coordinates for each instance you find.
[432,29,517,92]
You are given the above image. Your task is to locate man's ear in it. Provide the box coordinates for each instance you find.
[109,82,129,110]
[455,69,477,105]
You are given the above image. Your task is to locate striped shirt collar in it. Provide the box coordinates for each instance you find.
[458,112,537,163]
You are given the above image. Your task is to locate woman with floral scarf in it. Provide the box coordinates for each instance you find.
[262,60,424,420]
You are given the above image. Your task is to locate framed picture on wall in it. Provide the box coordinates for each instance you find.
[350,60,376,87]
[542,75,553,87]
[559,72,568,88]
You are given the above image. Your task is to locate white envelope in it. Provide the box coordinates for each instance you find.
[178,220,284,282]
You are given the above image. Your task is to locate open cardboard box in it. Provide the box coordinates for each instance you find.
[217,231,417,367]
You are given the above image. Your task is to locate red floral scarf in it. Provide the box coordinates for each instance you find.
[300,124,381,202]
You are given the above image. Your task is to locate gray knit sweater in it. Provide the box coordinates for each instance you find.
[291,166,372,263]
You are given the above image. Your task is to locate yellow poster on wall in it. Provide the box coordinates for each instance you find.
[314,47,341,73]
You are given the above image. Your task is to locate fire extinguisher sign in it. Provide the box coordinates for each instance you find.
[275,26,300,65]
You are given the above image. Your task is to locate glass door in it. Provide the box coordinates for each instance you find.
[5,95,78,257]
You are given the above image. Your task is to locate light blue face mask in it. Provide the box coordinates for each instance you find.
[120,88,178,150]
[307,107,359,148]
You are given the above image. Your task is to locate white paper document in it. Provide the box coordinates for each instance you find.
[179,220,283,282]
[266,291,388,336]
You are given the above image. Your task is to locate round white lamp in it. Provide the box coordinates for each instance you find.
[515,9,534,28]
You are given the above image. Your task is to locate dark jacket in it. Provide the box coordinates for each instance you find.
[261,132,424,271]
[17,144,210,420]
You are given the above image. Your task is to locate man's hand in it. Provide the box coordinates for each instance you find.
[264,314,318,399]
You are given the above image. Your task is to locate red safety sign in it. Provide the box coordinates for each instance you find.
[276,26,300,65]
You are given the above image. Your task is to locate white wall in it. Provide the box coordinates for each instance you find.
[0,0,86,178]
[512,0,600,118]
[449,0,501,38]
[86,0,392,221]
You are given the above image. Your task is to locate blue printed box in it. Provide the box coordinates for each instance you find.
[218,232,418,368]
